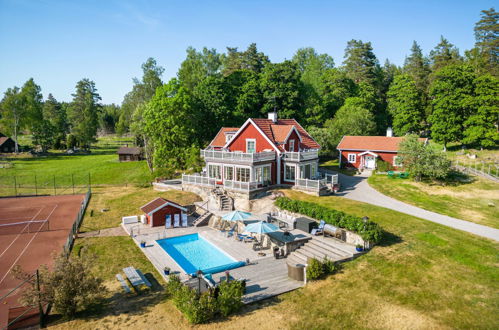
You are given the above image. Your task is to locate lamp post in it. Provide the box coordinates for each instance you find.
[196,270,203,293]
[362,216,369,250]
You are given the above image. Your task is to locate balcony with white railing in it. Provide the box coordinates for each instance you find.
[201,149,276,163]
[181,174,260,193]
[283,149,319,162]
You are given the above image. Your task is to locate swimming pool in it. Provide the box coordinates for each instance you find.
[156,233,245,276]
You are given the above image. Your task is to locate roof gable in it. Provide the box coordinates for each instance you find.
[140,197,186,215]
[224,119,281,152]
[117,146,141,155]
[209,127,239,148]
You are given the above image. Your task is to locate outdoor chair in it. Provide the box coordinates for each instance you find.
[398,172,409,179]
[387,171,395,178]
[311,220,326,236]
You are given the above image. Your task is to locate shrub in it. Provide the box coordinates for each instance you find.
[217,280,245,316]
[166,275,245,323]
[275,197,383,243]
[306,258,337,281]
[376,160,393,172]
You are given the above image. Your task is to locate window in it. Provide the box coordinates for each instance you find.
[236,167,250,182]
[311,164,317,179]
[255,165,271,184]
[246,139,256,153]
[348,154,356,163]
[284,164,296,181]
[208,164,221,179]
[393,156,403,167]
[225,133,234,143]
[224,166,234,180]
[289,139,295,152]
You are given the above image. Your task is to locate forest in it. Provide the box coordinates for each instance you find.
[0,8,497,174]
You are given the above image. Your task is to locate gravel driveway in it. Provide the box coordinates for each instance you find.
[337,173,499,241]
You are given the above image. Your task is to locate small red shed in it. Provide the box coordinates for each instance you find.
[140,197,187,227]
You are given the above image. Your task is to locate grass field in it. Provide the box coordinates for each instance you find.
[81,186,201,231]
[0,137,152,196]
[320,159,356,176]
[49,190,499,329]
[368,173,499,229]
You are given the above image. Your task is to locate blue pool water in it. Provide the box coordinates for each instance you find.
[156,233,245,276]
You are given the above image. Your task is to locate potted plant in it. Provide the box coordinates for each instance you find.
[163,266,170,275]
[355,244,363,252]
[140,240,146,248]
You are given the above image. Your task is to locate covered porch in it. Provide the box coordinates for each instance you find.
[358,151,378,170]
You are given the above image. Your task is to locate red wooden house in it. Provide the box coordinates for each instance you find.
[337,134,427,170]
[140,197,187,227]
[182,112,329,193]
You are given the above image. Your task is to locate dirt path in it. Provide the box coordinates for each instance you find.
[78,226,127,238]
[337,173,499,241]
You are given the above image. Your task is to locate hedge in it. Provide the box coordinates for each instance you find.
[275,197,383,243]
[166,275,245,324]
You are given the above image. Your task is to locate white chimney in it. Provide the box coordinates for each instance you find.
[268,111,278,123]
[386,127,393,137]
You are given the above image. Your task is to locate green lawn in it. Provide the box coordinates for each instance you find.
[368,173,499,229]
[81,186,201,231]
[50,189,499,329]
[320,159,357,176]
[0,142,152,196]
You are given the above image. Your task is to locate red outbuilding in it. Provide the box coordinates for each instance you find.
[140,197,188,228]
[337,134,427,170]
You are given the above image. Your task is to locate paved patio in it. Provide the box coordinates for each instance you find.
[121,222,305,303]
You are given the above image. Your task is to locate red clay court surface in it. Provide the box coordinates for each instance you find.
[0,194,85,328]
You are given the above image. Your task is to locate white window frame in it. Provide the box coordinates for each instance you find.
[235,167,251,182]
[284,164,296,182]
[225,133,234,143]
[255,164,271,184]
[289,139,295,152]
[246,139,256,153]
[348,153,356,163]
[224,165,234,180]
[393,156,403,167]
[208,164,221,180]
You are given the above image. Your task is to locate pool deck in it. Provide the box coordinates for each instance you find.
[122,222,305,303]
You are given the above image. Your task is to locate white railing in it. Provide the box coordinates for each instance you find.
[283,149,319,161]
[201,149,276,163]
[294,178,328,192]
[182,174,217,187]
[223,180,259,192]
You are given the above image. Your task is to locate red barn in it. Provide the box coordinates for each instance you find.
[140,197,187,227]
[337,135,427,170]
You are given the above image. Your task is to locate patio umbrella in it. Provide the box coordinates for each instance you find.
[222,210,253,222]
[244,221,279,234]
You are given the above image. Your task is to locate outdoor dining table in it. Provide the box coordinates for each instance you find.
[123,266,145,287]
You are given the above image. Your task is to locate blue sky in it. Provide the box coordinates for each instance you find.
[0,0,496,104]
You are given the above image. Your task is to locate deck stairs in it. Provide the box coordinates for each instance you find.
[287,238,354,265]
[193,210,212,227]
[213,188,233,211]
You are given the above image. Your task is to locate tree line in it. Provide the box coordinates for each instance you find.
[1,8,497,173]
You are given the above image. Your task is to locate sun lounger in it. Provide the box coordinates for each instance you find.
[116,274,131,293]
[311,220,326,236]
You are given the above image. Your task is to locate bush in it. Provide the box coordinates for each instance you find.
[306,258,337,281]
[275,197,383,243]
[217,280,245,316]
[376,160,393,172]
[166,275,245,324]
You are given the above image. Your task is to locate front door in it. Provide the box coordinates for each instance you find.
[365,156,376,169]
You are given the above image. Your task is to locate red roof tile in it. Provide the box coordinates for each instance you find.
[251,118,320,151]
[209,127,240,147]
[140,197,185,214]
[337,136,426,152]
[270,125,293,143]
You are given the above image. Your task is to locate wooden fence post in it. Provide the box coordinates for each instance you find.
[53,175,56,196]
[14,176,17,196]
[34,174,37,196]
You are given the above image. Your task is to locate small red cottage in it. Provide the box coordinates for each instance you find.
[337,133,427,170]
[140,198,188,227]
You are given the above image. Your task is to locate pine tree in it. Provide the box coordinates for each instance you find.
[404,41,431,94]
[474,8,499,76]
[69,79,101,148]
[429,36,461,72]
[342,39,380,85]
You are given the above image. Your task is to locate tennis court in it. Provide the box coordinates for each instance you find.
[0,194,87,329]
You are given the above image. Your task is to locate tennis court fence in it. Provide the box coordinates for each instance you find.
[63,189,91,256]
